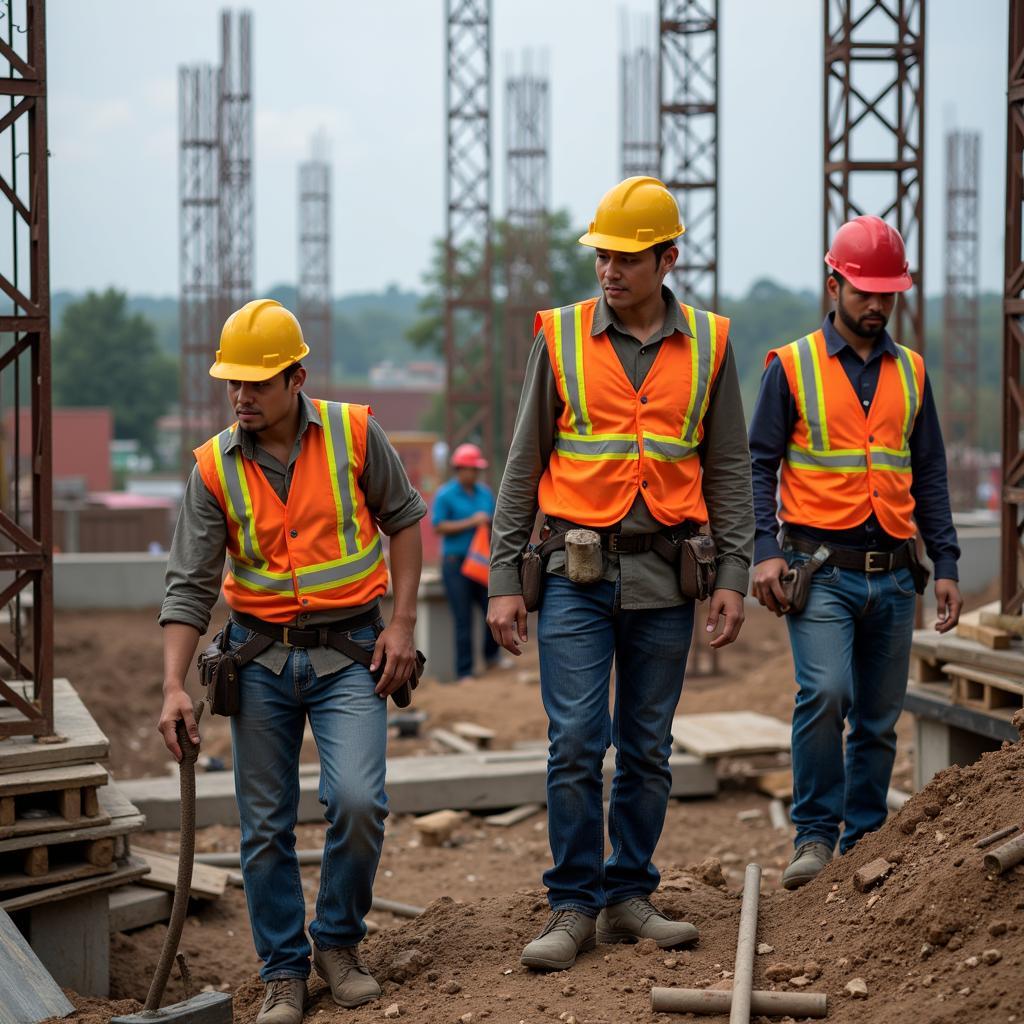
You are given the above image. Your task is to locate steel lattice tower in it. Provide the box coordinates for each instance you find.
[504,60,550,452]
[621,20,659,180]
[0,0,54,738]
[942,129,980,510]
[218,9,253,329]
[659,0,719,310]
[1002,0,1024,613]
[178,64,221,464]
[823,0,925,352]
[298,153,332,391]
[445,0,494,465]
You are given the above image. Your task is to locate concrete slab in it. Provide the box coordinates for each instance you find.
[28,889,110,998]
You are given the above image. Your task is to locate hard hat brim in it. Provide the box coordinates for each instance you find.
[452,457,488,469]
[578,227,684,253]
[208,344,311,382]
[826,261,913,294]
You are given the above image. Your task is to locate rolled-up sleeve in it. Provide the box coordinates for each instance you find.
[159,467,228,633]
[360,416,428,535]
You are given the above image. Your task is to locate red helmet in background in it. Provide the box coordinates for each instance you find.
[451,443,488,469]
[824,215,912,293]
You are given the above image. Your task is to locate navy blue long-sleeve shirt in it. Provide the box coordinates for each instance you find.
[748,314,960,581]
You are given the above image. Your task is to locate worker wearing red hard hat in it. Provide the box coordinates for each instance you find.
[748,216,962,890]
[432,442,500,683]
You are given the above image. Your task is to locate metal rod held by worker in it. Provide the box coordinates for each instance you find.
[983,833,1024,873]
[730,863,762,1024]
[651,987,827,1018]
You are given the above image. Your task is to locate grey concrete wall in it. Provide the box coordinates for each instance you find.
[54,553,169,610]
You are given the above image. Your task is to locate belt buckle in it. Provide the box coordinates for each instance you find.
[864,551,890,573]
[607,534,622,553]
[280,626,293,647]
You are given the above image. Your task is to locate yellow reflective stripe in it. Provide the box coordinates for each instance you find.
[807,335,830,451]
[294,536,385,593]
[320,400,350,557]
[213,428,264,567]
[681,304,700,442]
[340,404,363,553]
[573,303,591,434]
[696,310,719,426]
[893,345,920,444]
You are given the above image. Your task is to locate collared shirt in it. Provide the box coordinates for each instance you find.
[490,286,754,609]
[432,479,495,558]
[160,392,427,675]
[748,313,960,580]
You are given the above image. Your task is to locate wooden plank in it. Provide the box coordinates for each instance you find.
[58,788,81,822]
[0,906,75,1023]
[85,837,114,867]
[753,769,793,800]
[133,847,228,900]
[0,806,112,842]
[930,633,1024,676]
[23,846,47,877]
[979,610,1024,636]
[430,728,479,755]
[0,804,144,855]
[942,662,1024,695]
[671,711,792,758]
[0,856,149,913]
[452,721,496,748]
[485,803,544,827]
[0,858,115,893]
[108,883,173,933]
[0,762,108,798]
[82,785,100,818]
[956,620,1012,650]
[0,679,109,772]
[0,797,12,826]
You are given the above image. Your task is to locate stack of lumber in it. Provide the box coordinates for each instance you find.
[0,679,147,915]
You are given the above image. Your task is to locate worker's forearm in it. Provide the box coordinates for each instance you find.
[162,622,202,693]
[388,524,422,624]
[435,516,479,535]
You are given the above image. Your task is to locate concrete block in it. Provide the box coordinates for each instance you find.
[28,890,109,997]
[914,717,1001,791]
[111,991,232,1024]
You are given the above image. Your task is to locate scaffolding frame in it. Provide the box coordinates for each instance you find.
[621,23,659,180]
[298,157,332,391]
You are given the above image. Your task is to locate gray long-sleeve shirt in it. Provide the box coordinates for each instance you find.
[489,288,754,608]
[160,392,427,675]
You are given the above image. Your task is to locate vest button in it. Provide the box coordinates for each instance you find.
[301,599,309,605]
[640,396,648,404]
[289,529,298,538]
[873,489,879,497]
[641,480,648,489]
[869,435,874,443]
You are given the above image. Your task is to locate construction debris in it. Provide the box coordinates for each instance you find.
[671,711,791,758]
[851,857,893,892]
[484,803,543,827]
[413,809,467,846]
[451,721,496,749]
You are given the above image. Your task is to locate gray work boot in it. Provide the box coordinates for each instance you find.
[313,944,381,1008]
[256,978,308,1024]
[597,896,699,949]
[782,841,834,890]
[521,909,597,971]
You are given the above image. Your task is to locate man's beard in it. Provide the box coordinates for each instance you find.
[837,300,887,339]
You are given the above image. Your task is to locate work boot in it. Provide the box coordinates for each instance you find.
[521,909,596,971]
[781,841,834,890]
[313,944,381,1008]
[597,896,699,949]
[256,978,308,1024]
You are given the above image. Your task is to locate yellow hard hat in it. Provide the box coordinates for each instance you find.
[578,176,685,253]
[209,299,310,382]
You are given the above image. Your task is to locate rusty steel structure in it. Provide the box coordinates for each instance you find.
[298,153,332,391]
[823,0,926,352]
[658,0,719,310]
[0,0,53,738]
[444,0,494,465]
[503,60,549,451]
[178,63,221,463]
[1003,1,1024,613]
[942,129,980,510]
[621,20,659,180]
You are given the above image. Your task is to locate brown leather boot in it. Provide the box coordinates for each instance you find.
[313,944,381,1008]
[256,978,308,1024]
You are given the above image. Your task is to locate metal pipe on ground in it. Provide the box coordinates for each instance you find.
[195,851,425,918]
[730,863,761,1024]
[983,833,1024,873]
[651,988,827,1018]
[975,824,1020,849]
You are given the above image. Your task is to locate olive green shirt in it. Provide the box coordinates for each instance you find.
[160,393,427,675]
[489,287,754,608]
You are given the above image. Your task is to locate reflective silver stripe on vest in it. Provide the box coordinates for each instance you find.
[557,304,590,436]
[294,534,384,593]
[642,435,700,462]
[793,335,827,452]
[218,429,262,565]
[869,448,912,471]
[321,401,360,556]
[786,445,868,471]
[554,433,639,459]
[681,308,714,446]
[228,559,294,592]
[894,345,920,442]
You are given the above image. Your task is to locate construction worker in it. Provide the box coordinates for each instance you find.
[432,443,500,683]
[156,300,426,1022]
[487,177,754,971]
[749,216,963,890]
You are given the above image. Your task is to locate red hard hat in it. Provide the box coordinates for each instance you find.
[824,215,912,293]
[451,443,488,469]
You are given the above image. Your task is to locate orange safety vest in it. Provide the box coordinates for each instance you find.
[536,297,729,528]
[461,524,490,586]
[194,400,389,623]
[767,330,925,539]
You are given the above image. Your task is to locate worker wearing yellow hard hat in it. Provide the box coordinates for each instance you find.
[158,298,428,1021]
[487,177,754,971]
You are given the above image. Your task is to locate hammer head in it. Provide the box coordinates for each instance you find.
[110,991,232,1024]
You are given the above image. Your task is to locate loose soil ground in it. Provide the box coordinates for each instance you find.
[42,599,1023,1023]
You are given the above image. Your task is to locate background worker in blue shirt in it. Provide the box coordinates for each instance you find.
[432,443,500,682]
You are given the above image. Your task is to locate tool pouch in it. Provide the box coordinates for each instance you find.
[520,548,544,613]
[679,534,718,601]
[779,544,832,615]
[908,543,930,595]
[197,630,241,717]
[373,650,426,709]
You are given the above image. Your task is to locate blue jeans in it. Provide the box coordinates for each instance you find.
[226,620,388,981]
[537,574,694,915]
[441,554,499,678]
[784,552,917,855]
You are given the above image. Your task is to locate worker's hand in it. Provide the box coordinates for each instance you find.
[934,579,963,634]
[371,617,417,697]
[751,557,790,616]
[471,510,491,527]
[158,688,200,763]
[705,588,745,649]
[487,595,528,656]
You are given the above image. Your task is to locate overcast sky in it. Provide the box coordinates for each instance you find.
[48,0,1006,301]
